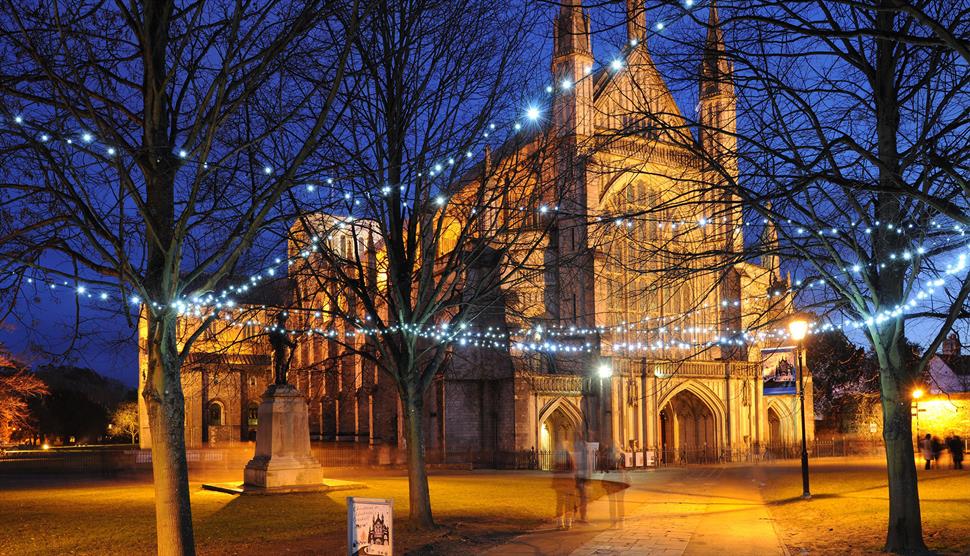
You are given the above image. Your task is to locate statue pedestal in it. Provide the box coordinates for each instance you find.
[244,384,324,492]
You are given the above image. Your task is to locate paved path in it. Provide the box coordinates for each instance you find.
[488,465,787,556]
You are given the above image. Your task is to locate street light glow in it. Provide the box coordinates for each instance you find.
[597,364,612,379]
[788,317,809,342]
[912,388,924,400]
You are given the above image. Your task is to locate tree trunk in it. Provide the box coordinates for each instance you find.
[871,3,926,552]
[882,397,925,553]
[402,390,435,529]
[143,314,196,555]
[879,348,926,554]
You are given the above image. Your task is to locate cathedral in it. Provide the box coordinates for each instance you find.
[138,0,812,466]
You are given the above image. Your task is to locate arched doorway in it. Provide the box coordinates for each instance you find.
[538,400,581,470]
[767,406,782,445]
[208,401,225,426]
[660,389,720,463]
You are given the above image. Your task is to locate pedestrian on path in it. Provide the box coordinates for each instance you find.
[573,439,589,524]
[921,434,934,469]
[552,450,576,530]
[948,434,964,469]
[606,467,629,529]
[932,435,944,468]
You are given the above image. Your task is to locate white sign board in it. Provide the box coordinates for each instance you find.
[348,497,393,556]
[645,450,656,467]
[635,451,644,467]
[623,452,633,468]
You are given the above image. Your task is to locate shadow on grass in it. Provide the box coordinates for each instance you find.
[196,490,350,553]
[765,493,843,506]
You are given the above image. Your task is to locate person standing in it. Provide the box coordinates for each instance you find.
[949,434,964,470]
[932,436,944,468]
[573,439,589,524]
[921,434,934,470]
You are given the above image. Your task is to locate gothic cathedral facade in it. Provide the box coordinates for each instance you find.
[138,0,812,465]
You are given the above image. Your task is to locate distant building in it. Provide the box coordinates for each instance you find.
[929,333,970,395]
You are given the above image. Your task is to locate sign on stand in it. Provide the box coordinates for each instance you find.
[348,497,393,556]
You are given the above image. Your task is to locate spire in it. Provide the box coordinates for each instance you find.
[553,0,592,59]
[698,0,740,254]
[701,0,732,98]
[551,0,594,138]
[626,0,646,46]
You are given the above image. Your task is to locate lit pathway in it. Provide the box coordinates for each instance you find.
[489,465,787,556]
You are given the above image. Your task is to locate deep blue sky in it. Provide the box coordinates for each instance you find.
[3,1,952,386]
[0,1,677,387]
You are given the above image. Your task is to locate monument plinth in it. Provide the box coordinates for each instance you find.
[243,383,324,492]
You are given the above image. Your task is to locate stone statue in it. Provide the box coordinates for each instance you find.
[268,312,296,385]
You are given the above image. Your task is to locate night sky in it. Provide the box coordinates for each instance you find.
[0,2,949,387]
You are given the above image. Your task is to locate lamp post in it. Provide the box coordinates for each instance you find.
[596,361,613,469]
[912,388,924,448]
[597,362,612,441]
[788,316,811,499]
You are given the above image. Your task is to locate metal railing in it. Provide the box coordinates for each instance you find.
[1,438,905,476]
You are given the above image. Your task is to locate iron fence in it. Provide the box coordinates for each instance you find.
[1,437,905,475]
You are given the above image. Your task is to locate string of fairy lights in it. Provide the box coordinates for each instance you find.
[4,0,969,355]
[6,232,969,353]
[4,111,969,349]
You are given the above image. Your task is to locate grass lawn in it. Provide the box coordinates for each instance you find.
[760,457,970,555]
[0,470,612,555]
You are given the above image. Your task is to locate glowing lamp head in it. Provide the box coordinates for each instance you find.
[788,317,809,342]
[912,388,924,400]
[597,364,612,379]
[526,106,540,121]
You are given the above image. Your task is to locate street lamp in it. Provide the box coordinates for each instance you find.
[597,363,612,380]
[788,315,811,499]
[912,388,924,448]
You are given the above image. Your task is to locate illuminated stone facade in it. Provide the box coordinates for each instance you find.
[139,1,813,462]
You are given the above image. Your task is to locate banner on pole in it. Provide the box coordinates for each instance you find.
[762,346,797,395]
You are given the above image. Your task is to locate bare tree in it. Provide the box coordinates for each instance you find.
[277,0,553,528]
[619,0,970,551]
[0,1,364,552]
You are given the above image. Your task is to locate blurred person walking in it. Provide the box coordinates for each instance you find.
[552,450,576,530]
[932,436,944,468]
[921,434,934,470]
[948,435,964,469]
[606,467,629,529]
[573,439,589,524]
